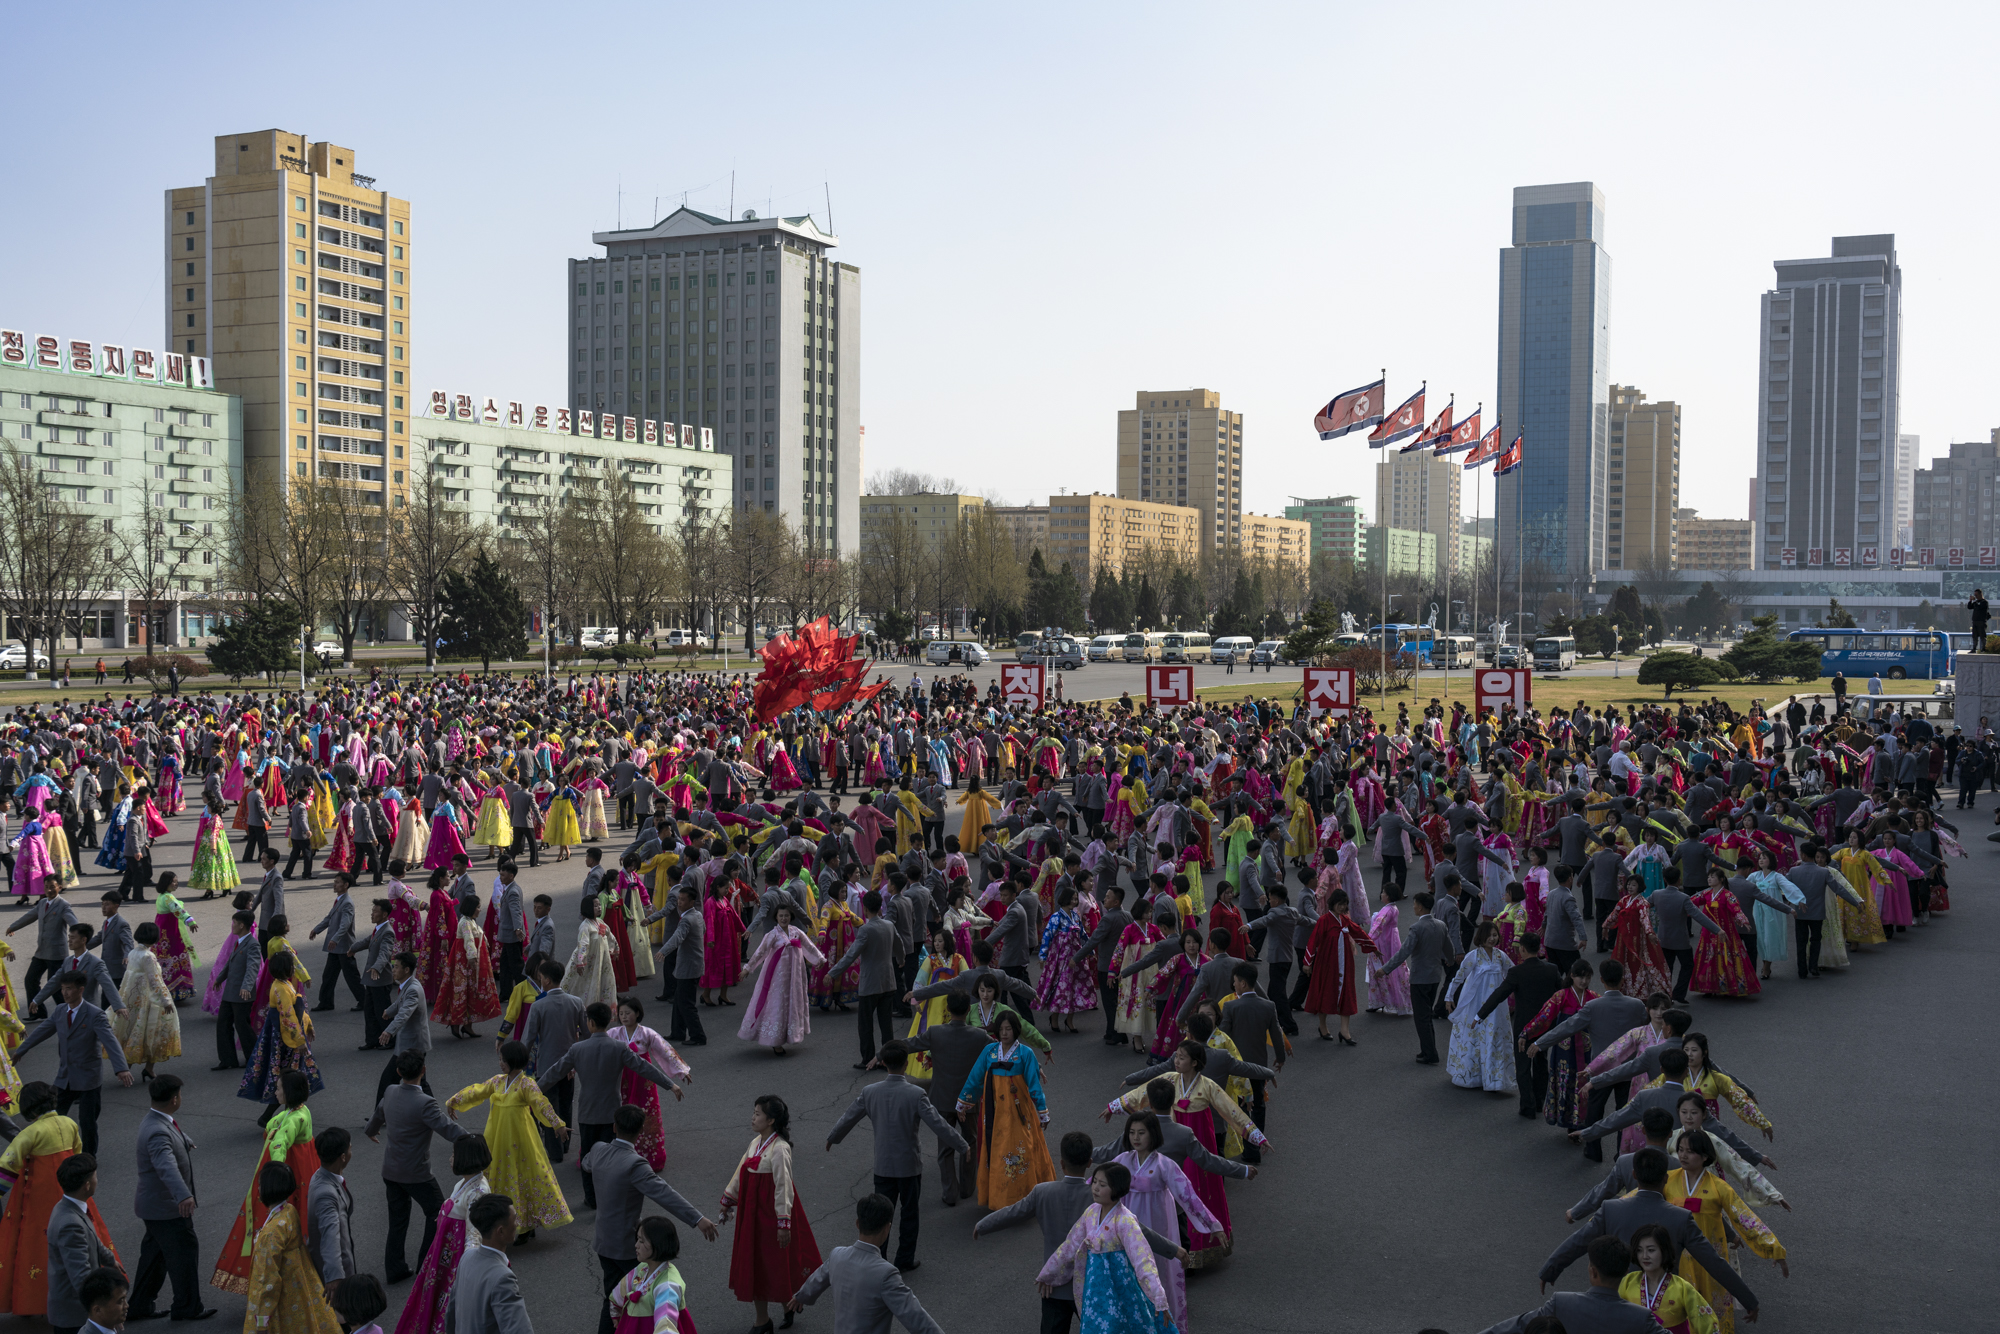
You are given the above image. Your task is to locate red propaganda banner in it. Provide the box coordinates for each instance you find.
[1303,666,1355,718]
[1475,668,1531,716]
[1146,665,1194,708]
[1000,662,1045,707]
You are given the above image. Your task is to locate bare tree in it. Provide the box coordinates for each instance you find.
[111,478,185,649]
[719,507,793,648]
[389,461,482,668]
[865,467,959,497]
[228,476,342,677]
[570,468,674,643]
[321,485,394,662]
[0,452,115,675]
[499,498,585,649]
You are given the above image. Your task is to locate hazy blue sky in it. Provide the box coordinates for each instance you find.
[4,2,1995,525]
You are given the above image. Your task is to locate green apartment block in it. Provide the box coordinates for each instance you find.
[1285,495,1365,561]
[1364,524,1438,580]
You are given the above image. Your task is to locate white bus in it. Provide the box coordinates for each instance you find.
[1211,635,1255,664]
[1533,635,1578,671]
[1121,632,1166,663]
[1161,631,1212,663]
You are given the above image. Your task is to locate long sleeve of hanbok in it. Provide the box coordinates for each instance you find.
[1035,1207,1092,1290]
[1714,1177,1785,1259]
[445,1078,498,1115]
[1710,1071,1773,1134]
[1153,1153,1224,1236]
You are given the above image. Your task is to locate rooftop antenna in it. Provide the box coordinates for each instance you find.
[825,182,833,235]
[729,171,735,220]
[617,174,622,230]
[653,195,659,225]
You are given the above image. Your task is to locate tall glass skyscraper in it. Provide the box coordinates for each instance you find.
[1495,182,1611,586]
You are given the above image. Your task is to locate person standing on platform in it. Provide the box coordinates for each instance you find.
[825,1041,968,1274]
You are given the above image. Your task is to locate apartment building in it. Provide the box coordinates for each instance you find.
[995,493,1203,583]
[1285,495,1366,562]
[1115,389,1243,550]
[1606,384,1680,569]
[1375,449,1464,572]
[1674,509,1755,569]
[859,492,986,552]
[168,130,411,503]
[1911,433,2000,557]
[1242,512,1311,574]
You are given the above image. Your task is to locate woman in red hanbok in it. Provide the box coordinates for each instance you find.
[1691,868,1760,998]
[431,898,502,1038]
[418,867,457,1003]
[699,876,744,1006]
[1145,931,1206,1060]
[603,870,639,994]
[1303,890,1380,1043]
[1609,872,1674,1001]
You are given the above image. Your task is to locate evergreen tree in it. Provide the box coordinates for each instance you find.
[207,600,301,682]
[439,549,528,670]
[1824,598,1858,628]
[1134,575,1161,629]
[1682,582,1732,637]
[1090,566,1131,632]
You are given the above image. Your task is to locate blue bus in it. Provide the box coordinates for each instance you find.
[1369,623,1434,666]
[1786,628,1955,680]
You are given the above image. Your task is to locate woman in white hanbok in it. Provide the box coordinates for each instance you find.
[1443,922,1516,1093]
[561,893,620,1009]
[114,923,183,1075]
[736,903,824,1054]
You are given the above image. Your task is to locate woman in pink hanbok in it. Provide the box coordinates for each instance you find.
[766,742,802,794]
[607,999,691,1169]
[423,798,467,872]
[1034,887,1098,1030]
[1366,900,1412,1015]
[737,902,824,1055]
[1109,1112,1224,1332]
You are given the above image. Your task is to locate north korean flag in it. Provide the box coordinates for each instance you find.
[1367,386,1425,449]
[1314,378,1386,440]
[1435,406,1482,455]
[1460,422,1503,469]
[1493,435,1526,476]
[1404,396,1453,453]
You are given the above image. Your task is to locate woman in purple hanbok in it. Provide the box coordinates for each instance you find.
[1035,1164,1175,1334]
[737,903,824,1055]
[1366,900,1412,1015]
[1033,887,1097,1030]
[1110,1112,1223,1332]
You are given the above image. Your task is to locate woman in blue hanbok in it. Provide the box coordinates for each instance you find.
[1036,1162,1175,1334]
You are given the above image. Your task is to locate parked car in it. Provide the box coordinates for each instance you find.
[1087,635,1121,662]
[0,644,50,670]
[1251,639,1284,665]
[312,640,342,657]
[1485,642,1524,667]
[663,629,711,650]
[925,640,989,667]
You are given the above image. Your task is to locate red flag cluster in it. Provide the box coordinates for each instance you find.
[751,617,888,722]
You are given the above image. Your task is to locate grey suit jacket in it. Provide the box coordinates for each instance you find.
[305,1167,356,1282]
[907,965,1034,1008]
[1217,990,1285,1067]
[1175,955,1240,1025]
[17,1000,129,1089]
[1785,862,1863,923]
[365,1082,468,1183]
[1377,915,1456,986]
[537,1032,679,1124]
[446,1242,534,1334]
[792,1240,943,1334]
[88,914,137,981]
[521,989,587,1070]
[220,930,261,1000]
[1575,1080,1762,1163]
[528,915,557,961]
[659,906,705,981]
[1122,1050,1275,1088]
[495,883,526,944]
[252,869,286,931]
[827,916,898,995]
[383,978,432,1054]
[1568,1149,1642,1220]
[1647,888,1720,949]
[314,895,357,954]
[1477,1286,1671,1334]
[46,1195,113,1329]
[1090,1119,1251,1180]
[1540,885,1588,952]
[580,1138,705,1260]
[1536,991,1650,1056]
[900,1021,996,1120]
[827,1075,968,1177]
[32,953,127,1011]
[1541,1189,1758,1312]
[988,899,1034,968]
[970,1175,1178,1302]
[360,925,397,987]
[134,1107,196,1220]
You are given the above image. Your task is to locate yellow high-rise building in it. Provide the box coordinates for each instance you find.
[1116,389,1244,550]
[168,130,412,504]
[1607,384,1681,569]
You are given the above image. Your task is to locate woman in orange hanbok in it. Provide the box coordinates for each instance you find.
[211,1070,320,1295]
[0,1083,117,1316]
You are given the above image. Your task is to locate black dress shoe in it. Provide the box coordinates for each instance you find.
[169,1310,218,1322]
[852,1062,871,1070]
[128,1309,166,1322]
[210,1063,238,1072]
[310,1005,335,1013]
[384,1272,414,1284]
[896,1259,921,1273]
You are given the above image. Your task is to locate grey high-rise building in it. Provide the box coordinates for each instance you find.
[567,207,858,553]
[1753,235,1901,569]
[1495,182,1611,586]
[1893,432,1919,550]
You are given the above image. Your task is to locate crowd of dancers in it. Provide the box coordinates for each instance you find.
[0,665,1968,1334]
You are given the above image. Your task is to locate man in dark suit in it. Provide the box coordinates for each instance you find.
[973,1133,1181,1334]
[212,911,261,1070]
[1538,1148,1762,1317]
[364,1051,469,1282]
[48,1154,117,1334]
[16,972,133,1155]
[1216,962,1285,1150]
[581,1105,717,1334]
[1077,885,1135,1044]
[896,993,993,1206]
[1479,1236,1665,1334]
[1476,931,1565,1117]
[128,1075,215,1322]
[1372,891,1457,1064]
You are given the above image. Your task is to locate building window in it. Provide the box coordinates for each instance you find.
[295,197,306,211]
[394,221,404,235]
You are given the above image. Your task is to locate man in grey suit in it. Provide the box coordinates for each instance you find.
[48,1154,118,1334]
[304,1128,357,1286]
[1789,842,1867,979]
[365,1051,469,1282]
[309,873,366,1012]
[1077,884,1135,1044]
[535,1004,683,1210]
[358,900,399,1049]
[1647,873,1721,1002]
[1529,959,1650,1162]
[87,893,137,1000]
[504,781,539,868]
[826,1042,969,1273]
[375,952,434,1106]
[788,1194,944,1334]
[16,972,133,1155]
[31,924,129,1015]
[250,850,286,947]
[984,879,1037,1021]
[521,959,587,1161]
[975,1132,1182,1334]
[446,1194,534,1334]
[1090,1079,1256,1181]
[1566,1107,1675,1223]
[1479,1235,1666,1334]
[825,890,901,1070]
[581,1104,718,1334]
[1538,1148,1762,1316]
[1540,864,1589,973]
[128,1075,214,1322]
[212,911,261,1069]
[491,862,528,1000]
[895,992,994,1206]
[1372,891,1458,1065]
[654,884,706,1045]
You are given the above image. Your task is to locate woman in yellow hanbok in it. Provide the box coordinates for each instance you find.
[243,1165,340,1334]
[0,941,21,1051]
[307,778,335,850]
[1621,1224,1720,1334]
[1831,837,1889,946]
[954,780,998,857]
[446,1043,573,1237]
[1665,1131,1787,1333]
[41,818,78,890]
[1284,793,1318,866]
[470,777,513,855]
[113,923,181,1076]
[901,927,967,1079]
[0,1011,21,1108]
[893,784,931,856]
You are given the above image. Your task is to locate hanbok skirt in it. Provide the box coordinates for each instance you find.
[1080,1249,1176,1334]
[543,798,582,848]
[479,1101,572,1230]
[190,825,242,894]
[471,798,512,848]
[43,827,78,889]
[1875,870,1914,927]
[156,912,198,1004]
[970,1068,1055,1210]
[0,1152,118,1314]
[1544,1036,1591,1129]
[607,903,638,992]
[238,1020,324,1104]
[1445,1008,1516,1093]
[392,1214,466,1334]
[701,900,743,988]
[1034,928,1098,1016]
[210,1141,321,1294]
[114,979,182,1064]
[578,789,610,840]
[423,814,466,871]
[726,1172,822,1304]
[1172,1105,1233,1269]
[433,938,504,1026]
[1836,881,1886,946]
[1692,929,1760,997]
[391,812,432,867]
[620,1069,667,1170]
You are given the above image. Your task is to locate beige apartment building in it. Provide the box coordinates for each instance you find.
[1607,384,1680,568]
[1115,389,1243,550]
[169,130,412,502]
[996,493,1203,582]
[1375,448,1465,572]
[990,504,1050,559]
[1675,509,1755,569]
[1243,512,1311,574]
[859,492,987,551]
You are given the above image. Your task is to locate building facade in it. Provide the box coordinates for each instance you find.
[1374,449,1464,573]
[1673,509,1754,569]
[0,340,242,645]
[859,492,986,552]
[568,208,856,554]
[991,493,1203,583]
[1115,389,1243,551]
[1911,433,2000,557]
[1605,385,1679,569]
[1893,433,1919,549]
[1364,525,1437,581]
[1285,495,1365,563]
[169,130,411,504]
[1242,512,1311,575]
[414,395,731,534]
[1754,235,1902,569]
[990,503,1049,558]
[1496,181,1612,585]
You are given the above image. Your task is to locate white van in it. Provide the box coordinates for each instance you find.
[1087,635,1121,662]
[663,629,710,650]
[925,640,988,667]
[1212,635,1255,664]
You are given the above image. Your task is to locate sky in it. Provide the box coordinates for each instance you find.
[4,1,1997,528]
